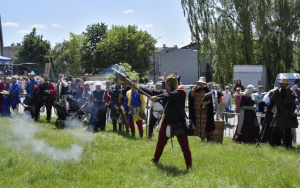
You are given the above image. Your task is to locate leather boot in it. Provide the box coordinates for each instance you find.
[118,123,123,132]
[112,120,117,131]
[139,131,143,138]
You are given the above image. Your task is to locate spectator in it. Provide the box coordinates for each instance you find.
[161,72,167,89]
[233,87,242,113]
[222,85,232,125]
[233,85,260,143]
[71,78,84,100]
[233,79,245,92]
[174,70,181,85]
[215,85,225,120]
[253,85,265,112]
[207,82,217,110]
[65,71,73,82]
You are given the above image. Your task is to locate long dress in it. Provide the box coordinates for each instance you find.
[233,95,260,143]
[191,88,208,138]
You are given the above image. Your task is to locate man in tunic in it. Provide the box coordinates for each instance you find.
[189,77,215,142]
[123,81,146,138]
[108,78,123,132]
[268,78,298,148]
[34,75,57,122]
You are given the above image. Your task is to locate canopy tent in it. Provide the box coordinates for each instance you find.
[0,55,13,61]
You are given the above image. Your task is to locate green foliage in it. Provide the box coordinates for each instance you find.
[81,23,108,74]
[51,33,86,77]
[118,62,140,82]
[106,74,115,83]
[97,25,156,78]
[181,0,300,87]
[0,117,299,187]
[14,28,51,70]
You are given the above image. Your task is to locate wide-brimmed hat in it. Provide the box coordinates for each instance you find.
[197,76,207,85]
[279,77,290,85]
[12,75,18,79]
[245,85,255,94]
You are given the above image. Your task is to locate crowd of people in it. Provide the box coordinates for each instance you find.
[0,70,299,169]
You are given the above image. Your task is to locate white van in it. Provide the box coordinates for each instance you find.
[274,73,300,88]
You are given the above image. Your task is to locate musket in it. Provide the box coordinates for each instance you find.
[112,68,151,98]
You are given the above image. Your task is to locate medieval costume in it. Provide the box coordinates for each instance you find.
[259,89,276,143]
[108,81,123,131]
[23,71,39,117]
[0,78,6,113]
[34,79,57,122]
[233,85,260,144]
[268,78,298,148]
[140,85,164,138]
[124,86,146,137]
[141,74,192,169]
[89,83,110,131]
[189,77,215,141]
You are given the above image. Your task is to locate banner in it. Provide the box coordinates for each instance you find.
[44,63,51,77]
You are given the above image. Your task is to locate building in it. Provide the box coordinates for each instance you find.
[4,44,20,58]
[150,44,212,85]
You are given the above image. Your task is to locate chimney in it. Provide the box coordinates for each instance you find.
[163,44,166,48]
[174,45,177,48]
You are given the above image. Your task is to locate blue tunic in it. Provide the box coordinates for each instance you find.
[9,82,21,105]
[23,79,39,105]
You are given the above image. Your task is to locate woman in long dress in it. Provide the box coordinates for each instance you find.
[233,85,260,143]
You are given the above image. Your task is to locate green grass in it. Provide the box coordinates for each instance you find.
[0,116,299,188]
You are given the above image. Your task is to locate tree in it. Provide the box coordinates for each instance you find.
[181,0,300,86]
[51,32,86,77]
[81,23,108,74]
[97,25,156,78]
[14,28,51,69]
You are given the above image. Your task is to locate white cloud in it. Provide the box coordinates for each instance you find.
[16,30,30,34]
[139,24,154,28]
[51,23,60,28]
[29,24,46,29]
[3,22,19,27]
[123,9,134,14]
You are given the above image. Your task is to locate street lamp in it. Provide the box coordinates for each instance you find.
[153,37,161,84]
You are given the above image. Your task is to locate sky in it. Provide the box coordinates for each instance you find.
[1,0,192,48]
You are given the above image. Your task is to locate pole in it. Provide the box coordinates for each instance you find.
[153,52,156,84]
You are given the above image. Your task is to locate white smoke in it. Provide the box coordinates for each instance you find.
[0,115,93,161]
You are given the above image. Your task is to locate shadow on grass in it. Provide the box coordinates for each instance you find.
[156,163,189,176]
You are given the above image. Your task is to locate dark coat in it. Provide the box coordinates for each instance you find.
[188,86,215,132]
[140,86,186,124]
[269,88,298,128]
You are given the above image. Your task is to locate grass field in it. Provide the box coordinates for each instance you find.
[0,116,299,188]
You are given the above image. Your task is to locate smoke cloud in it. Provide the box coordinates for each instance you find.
[0,115,93,161]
